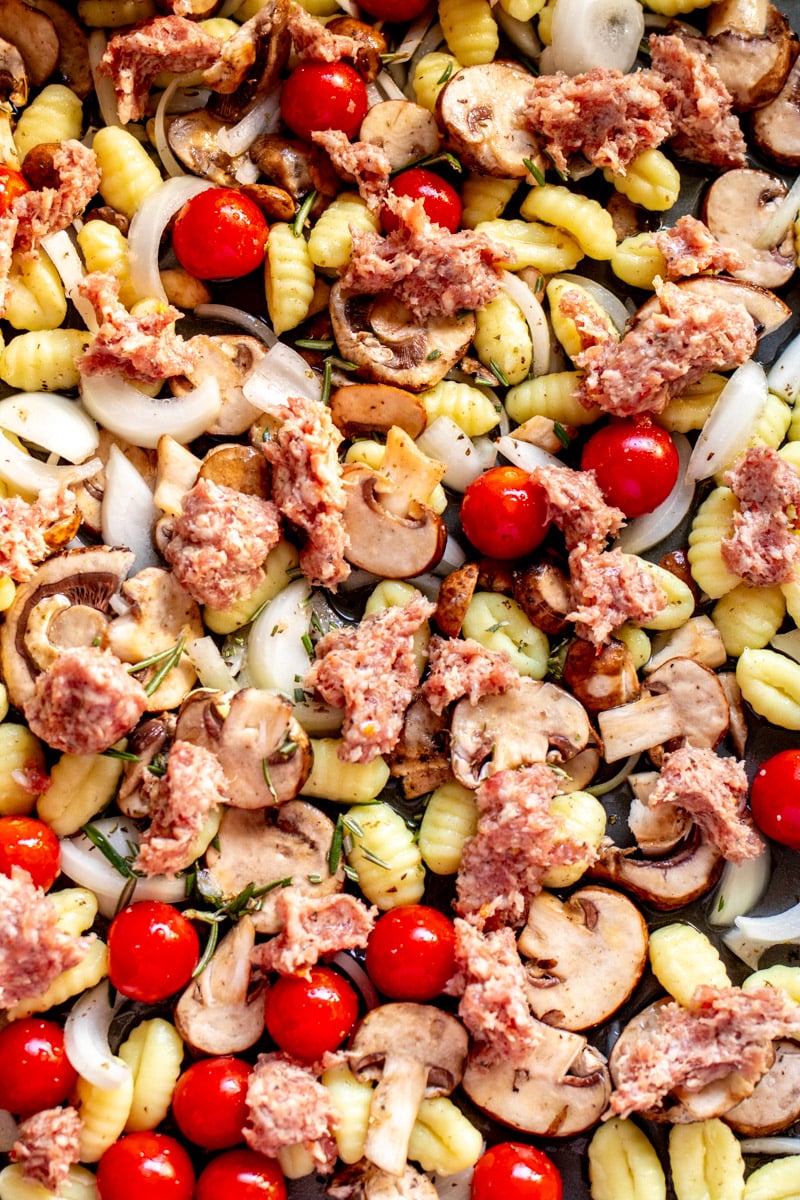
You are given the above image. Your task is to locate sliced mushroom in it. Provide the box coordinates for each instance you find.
[436,62,546,179]
[719,670,749,757]
[387,696,453,800]
[589,823,724,910]
[702,169,797,289]
[631,275,791,339]
[156,0,222,14]
[165,109,251,186]
[238,182,296,222]
[434,562,480,639]
[702,1,798,110]
[118,714,176,818]
[330,383,427,439]
[0,36,26,105]
[562,638,640,714]
[724,1041,800,1135]
[512,560,572,636]
[205,0,291,121]
[358,100,441,171]
[326,16,388,82]
[627,771,693,857]
[249,133,340,200]
[174,915,264,1054]
[752,52,800,165]
[332,1162,438,1200]
[342,462,446,579]
[348,1003,469,1177]
[198,442,269,495]
[27,0,91,97]
[330,286,476,391]
[171,334,266,436]
[644,615,727,674]
[0,0,57,87]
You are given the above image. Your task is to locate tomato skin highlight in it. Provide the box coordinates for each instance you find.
[471,1142,563,1200]
[0,1018,77,1116]
[460,466,551,560]
[108,900,200,1004]
[263,964,359,1062]
[280,62,369,141]
[172,1056,251,1150]
[750,748,800,848]
[366,905,457,1000]
[196,1148,287,1200]
[97,1132,195,1200]
[382,168,462,234]
[0,815,60,890]
[172,188,268,281]
[580,419,679,518]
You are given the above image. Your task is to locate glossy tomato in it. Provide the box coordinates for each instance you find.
[264,964,359,1062]
[172,1056,251,1150]
[0,166,29,215]
[461,465,551,559]
[366,904,457,1000]
[281,61,368,142]
[172,188,268,280]
[0,1018,77,1116]
[382,168,462,234]
[196,1148,286,1200]
[97,1132,195,1200]
[357,0,430,18]
[107,900,200,1004]
[580,419,679,518]
[750,748,800,848]
[0,814,60,890]
[471,1143,563,1200]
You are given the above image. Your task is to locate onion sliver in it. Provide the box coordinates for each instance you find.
[587,752,640,796]
[128,176,216,303]
[195,303,277,346]
[551,0,644,74]
[616,433,694,554]
[771,629,800,662]
[0,438,100,495]
[740,1138,800,1156]
[495,7,542,57]
[721,927,764,969]
[754,173,800,250]
[153,78,192,178]
[436,1167,476,1200]
[556,272,630,333]
[244,578,312,695]
[217,87,281,157]
[331,951,380,1011]
[0,393,98,463]
[767,329,800,404]
[416,416,486,492]
[40,231,96,331]
[734,901,800,943]
[186,635,240,692]
[81,373,221,449]
[376,69,406,101]
[60,817,187,917]
[500,271,551,377]
[102,445,161,571]
[64,981,130,1091]
[497,433,565,473]
[435,534,467,576]
[707,846,772,928]
[686,359,768,482]
[243,341,322,410]
[88,31,119,128]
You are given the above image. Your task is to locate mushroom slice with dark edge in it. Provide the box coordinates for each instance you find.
[174,914,264,1055]
[643,615,727,675]
[387,695,453,800]
[329,286,476,392]
[329,383,427,440]
[26,0,91,97]
[631,275,791,339]
[518,886,649,1031]
[435,62,547,179]
[462,1021,611,1137]
[358,100,442,171]
[198,442,269,495]
[434,562,480,639]
[206,0,291,122]
[171,335,266,437]
[702,0,798,110]
[752,52,800,165]
[588,823,724,910]
[348,1002,469,1177]
[0,0,57,87]
[165,110,250,187]
[724,1041,800,1135]
[562,638,640,714]
[702,169,797,289]
[512,560,572,637]
[0,36,26,105]
[627,771,693,857]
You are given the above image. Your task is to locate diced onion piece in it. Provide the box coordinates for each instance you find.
[767,329,800,404]
[153,78,192,179]
[734,901,800,943]
[686,359,768,483]
[195,303,277,346]
[40,230,96,331]
[88,31,119,128]
[494,7,542,57]
[551,0,644,74]
[394,11,439,64]
[416,416,488,492]
[186,635,240,692]
[128,176,216,303]
[740,1138,800,1155]
[436,1168,476,1200]
[0,438,100,495]
[102,445,160,571]
[0,1113,18,1153]
[244,577,312,696]
[707,846,772,928]
[754,173,800,250]
[771,629,800,662]
[500,271,551,377]
[331,951,380,1011]
[587,752,640,796]
[721,926,764,969]
[435,534,467,576]
[217,87,281,156]
[59,818,187,918]
[243,341,322,410]
[497,433,565,473]
[556,272,630,333]
[0,393,98,464]
[81,374,221,450]
[616,433,694,554]
[376,69,406,101]
[65,982,130,1091]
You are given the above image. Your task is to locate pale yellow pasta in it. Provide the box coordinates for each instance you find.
[364,580,430,673]
[542,790,606,887]
[418,781,478,874]
[687,486,740,599]
[303,738,390,804]
[408,1096,484,1175]
[782,575,800,624]
[744,1158,800,1200]
[520,185,616,260]
[588,1117,666,1200]
[36,751,125,836]
[669,1120,745,1200]
[611,232,665,290]
[119,1018,184,1132]
[0,723,46,814]
[506,370,602,426]
[344,801,425,909]
[712,394,793,485]
[780,440,800,471]
[499,0,547,15]
[294,0,340,13]
[0,1163,98,1200]
[547,278,618,361]
[77,220,138,308]
[462,591,549,678]
[1,329,92,392]
[604,149,681,211]
[265,222,315,336]
[322,1063,373,1164]
[461,176,519,229]
[614,622,652,670]
[308,193,378,271]
[4,253,67,332]
[475,218,583,273]
[0,579,13,615]
[743,963,800,1001]
[419,379,501,436]
[9,939,109,1020]
[538,0,556,42]
[50,888,99,937]
[78,0,157,27]
[92,126,162,220]
[712,583,786,657]
[657,373,725,433]
[412,51,461,112]
[439,0,499,64]
[736,647,800,729]
[14,85,84,161]
[649,923,731,1006]
[76,1069,135,1163]
[204,540,299,634]
[642,0,713,12]
[474,294,533,385]
[199,16,240,38]
[789,390,800,441]
[276,1146,315,1179]
[628,556,695,630]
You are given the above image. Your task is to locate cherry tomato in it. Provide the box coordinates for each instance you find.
[382,168,462,234]
[0,814,60,890]
[172,1056,251,1150]
[366,905,457,1001]
[108,900,200,1004]
[196,1148,286,1200]
[460,466,551,560]
[97,1132,195,1200]
[357,0,430,18]
[264,964,359,1062]
[280,62,369,142]
[0,166,29,215]
[471,1143,563,1200]
[172,188,268,281]
[580,419,679,519]
[750,749,800,848]
[0,1017,77,1116]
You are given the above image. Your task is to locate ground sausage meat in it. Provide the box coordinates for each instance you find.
[722,446,800,585]
[0,485,77,582]
[567,547,667,648]
[13,141,101,258]
[555,286,619,356]
[164,478,282,610]
[136,741,229,878]
[100,16,222,124]
[654,214,744,280]
[305,593,435,763]
[649,33,747,168]
[0,868,92,1009]
[287,3,363,62]
[251,891,378,975]
[312,129,391,209]
[245,1052,338,1171]
[421,635,519,715]
[532,464,625,553]
[24,647,149,756]
[11,1106,81,1193]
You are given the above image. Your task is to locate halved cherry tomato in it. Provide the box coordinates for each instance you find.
[0,165,29,215]
[461,465,551,560]
[471,1143,563,1200]
[580,419,679,519]
[172,1056,251,1150]
[0,1017,77,1116]
[97,1132,195,1200]
[107,900,200,1004]
[172,188,268,281]
[750,748,800,849]
[196,1148,286,1200]
[366,904,457,1001]
[0,814,60,890]
[263,964,359,1062]
[357,0,430,18]
[382,168,462,234]
[280,61,369,142]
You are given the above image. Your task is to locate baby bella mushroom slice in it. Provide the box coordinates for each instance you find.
[348,1003,469,1177]
[725,1041,800,1135]
[329,383,428,440]
[703,0,798,109]
[435,62,547,180]
[702,169,797,289]
[589,822,725,911]
[175,914,264,1055]
[631,275,791,340]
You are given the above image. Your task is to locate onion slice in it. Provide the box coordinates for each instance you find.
[616,433,694,554]
[102,445,161,570]
[686,359,768,482]
[0,439,100,495]
[81,373,221,450]
[243,577,312,695]
[217,87,281,156]
[153,78,192,179]
[556,272,630,333]
[64,981,130,1091]
[754,173,800,250]
[500,271,551,377]
[416,416,490,492]
[243,341,322,410]
[497,433,565,473]
[706,846,772,928]
[771,629,800,662]
[494,7,542,57]
[0,392,98,463]
[128,176,216,303]
[186,635,240,692]
[740,1138,800,1155]
[195,303,277,346]
[551,0,644,74]
[60,818,188,918]
[721,927,764,969]
[88,31,119,128]
[734,900,800,943]
[40,230,96,331]
[331,951,380,1011]
[767,329,800,404]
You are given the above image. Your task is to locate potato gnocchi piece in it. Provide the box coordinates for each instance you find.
[0,723,47,815]
[743,964,800,1000]
[474,295,533,385]
[412,51,462,111]
[614,623,652,670]
[506,370,601,426]
[520,185,617,260]
[78,220,137,309]
[204,541,299,636]
[419,379,501,436]
[407,1096,484,1176]
[4,253,67,332]
[712,583,786,657]
[14,84,84,162]
[37,750,125,836]
[344,801,425,909]
[10,937,109,1021]
[547,278,618,361]
[476,218,583,273]
[669,1120,745,1200]
[737,647,800,729]
[119,1019,184,1132]
[92,126,162,219]
[542,790,607,888]
[657,374,725,433]
[604,149,681,211]
[588,1117,666,1200]
[611,232,665,290]
[265,222,315,336]
[322,1063,373,1164]
[308,193,378,272]
[1,329,92,392]
[303,739,391,805]
[418,781,478,875]
[79,0,157,27]
[75,1068,135,1163]
[687,487,741,599]
[462,592,549,678]
[744,1158,800,1200]
[649,923,731,1006]
[628,557,695,630]
[439,0,499,64]
[461,176,519,229]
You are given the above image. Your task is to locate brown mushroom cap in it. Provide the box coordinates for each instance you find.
[0,36,26,106]
[0,0,57,88]
[330,383,428,439]
[563,638,640,714]
[174,915,265,1054]
[724,1040,800,1135]
[702,169,797,289]
[702,2,798,110]
[387,695,453,800]
[342,463,447,579]
[589,823,725,910]
[752,52,800,165]
[165,110,246,187]
[631,275,791,339]
[436,62,546,179]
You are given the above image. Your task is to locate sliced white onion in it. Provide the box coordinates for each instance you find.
[243,341,322,410]
[721,927,764,969]
[416,416,486,492]
[767,329,800,403]
[586,752,640,796]
[616,433,694,554]
[771,628,800,662]
[186,635,241,692]
[434,533,467,576]
[81,373,221,449]
[102,445,160,569]
[551,0,644,74]
[707,846,772,928]
[89,31,120,128]
[436,1167,476,1200]
[497,433,565,473]
[293,698,345,735]
[376,69,406,101]
[331,951,380,1010]
[195,303,277,346]
[243,577,312,695]
[128,176,216,302]
[495,7,542,58]
[500,270,551,377]
[686,359,768,483]
[40,230,96,331]
[0,393,98,463]
[0,1112,18,1153]
[336,0,360,17]
[734,901,800,943]
[556,272,629,334]
[405,19,446,90]
[59,817,187,918]
[0,439,100,495]
[233,157,260,185]
[153,78,192,178]
[393,11,439,64]
[754,173,800,250]
[740,1138,800,1156]
[64,982,130,1091]
[217,87,281,157]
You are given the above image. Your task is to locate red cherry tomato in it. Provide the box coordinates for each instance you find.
[461,466,551,560]
[0,166,29,216]
[172,1056,251,1150]
[97,1132,195,1200]
[750,749,800,848]
[366,905,457,1001]
[264,964,359,1062]
[357,0,430,18]
[196,1148,286,1200]
[0,815,60,890]
[382,168,462,234]
[280,62,368,142]
[172,188,268,281]
[0,1018,77,1116]
[108,900,199,1004]
[471,1143,563,1200]
[580,419,679,519]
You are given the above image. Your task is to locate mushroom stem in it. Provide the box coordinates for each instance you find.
[364,1054,430,1177]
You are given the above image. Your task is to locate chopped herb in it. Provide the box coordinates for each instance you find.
[140,634,186,698]
[292,189,317,237]
[717,895,725,912]
[308,873,322,884]
[277,731,298,759]
[639,37,651,57]
[436,61,453,85]
[92,635,102,647]
[271,624,280,636]
[126,641,181,675]
[294,686,307,704]
[546,636,571,682]
[328,816,345,874]
[262,758,278,803]
[101,747,140,762]
[114,874,138,915]
[344,863,359,883]
[360,847,390,869]
[486,620,510,633]
[301,632,314,656]
[193,922,219,977]
[544,151,569,182]
[82,823,138,879]
[427,348,442,361]
[310,611,326,635]
[519,55,539,75]
[392,150,462,176]
[321,359,333,406]
[295,337,334,351]
[342,813,364,838]
[553,421,571,449]
[534,274,545,295]
[523,157,546,186]
[489,358,509,387]
[326,355,359,371]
